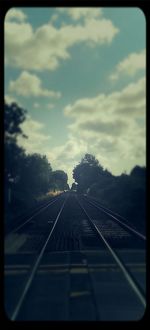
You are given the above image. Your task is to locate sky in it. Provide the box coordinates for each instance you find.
[5,7,146,186]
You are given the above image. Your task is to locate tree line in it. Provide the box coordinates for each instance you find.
[72,154,146,233]
[4,102,69,221]
[4,103,146,233]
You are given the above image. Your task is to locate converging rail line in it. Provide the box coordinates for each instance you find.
[10,195,68,320]
[76,196,146,309]
[4,192,146,321]
[5,194,62,235]
[82,195,146,241]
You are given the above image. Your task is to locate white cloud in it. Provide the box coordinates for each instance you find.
[45,137,88,185]
[5,94,19,105]
[65,77,145,122]
[63,77,146,178]
[17,116,51,154]
[9,71,61,98]
[117,77,145,109]
[9,76,142,184]
[109,49,146,80]
[5,21,33,48]
[58,8,103,20]
[78,119,128,136]
[56,138,87,162]
[5,9,119,71]
[16,75,145,185]
[5,8,27,22]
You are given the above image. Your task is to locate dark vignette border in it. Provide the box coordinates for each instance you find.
[0,0,149,328]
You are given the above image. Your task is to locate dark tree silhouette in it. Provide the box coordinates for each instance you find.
[16,153,53,197]
[130,165,146,178]
[4,102,28,224]
[71,182,78,191]
[4,102,27,139]
[4,102,69,227]
[52,170,68,191]
[73,154,146,232]
[73,153,104,193]
[4,102,27,185]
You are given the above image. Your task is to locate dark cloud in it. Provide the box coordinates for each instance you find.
[79,119,127,136]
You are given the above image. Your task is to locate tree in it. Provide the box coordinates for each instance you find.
[16,153,53,197]
[87,164,146,232]
[4,102,27,139]
[52,170,68,191]
[130,165,146,178]
[4,102,27,182]
[81,154,100,167]
[71,182,78,191]
[5,142,25,184]
[4,102,29,222]
[73,154,104,193]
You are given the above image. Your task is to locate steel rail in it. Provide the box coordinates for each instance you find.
[11,195,68,321]
[84,195,132,223]
[8,195,62,235]
[84,194,144,230]
[77,197,146,309]
[84,197,146,241]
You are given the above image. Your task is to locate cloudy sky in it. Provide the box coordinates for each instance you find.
[5,7,146,186]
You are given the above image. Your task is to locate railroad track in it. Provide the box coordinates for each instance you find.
[4,192,146,321]
[82,194,146,240]
[5,194,62,235]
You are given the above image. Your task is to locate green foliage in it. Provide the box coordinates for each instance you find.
[4,103,27,185]
[73,154,146,232]
[5,141,25,184]
[71,182,78,191]
[4,102,68,224]
[16,153,52,197]
[51,170,68,191]
[130,165,145,178]
[73,153,105,193]
[5,102,27,139]
[88,167,146,232]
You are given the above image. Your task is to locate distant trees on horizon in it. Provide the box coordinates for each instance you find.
[4,102,146,232]
[72,154,146,232]
[4,102,68,223]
